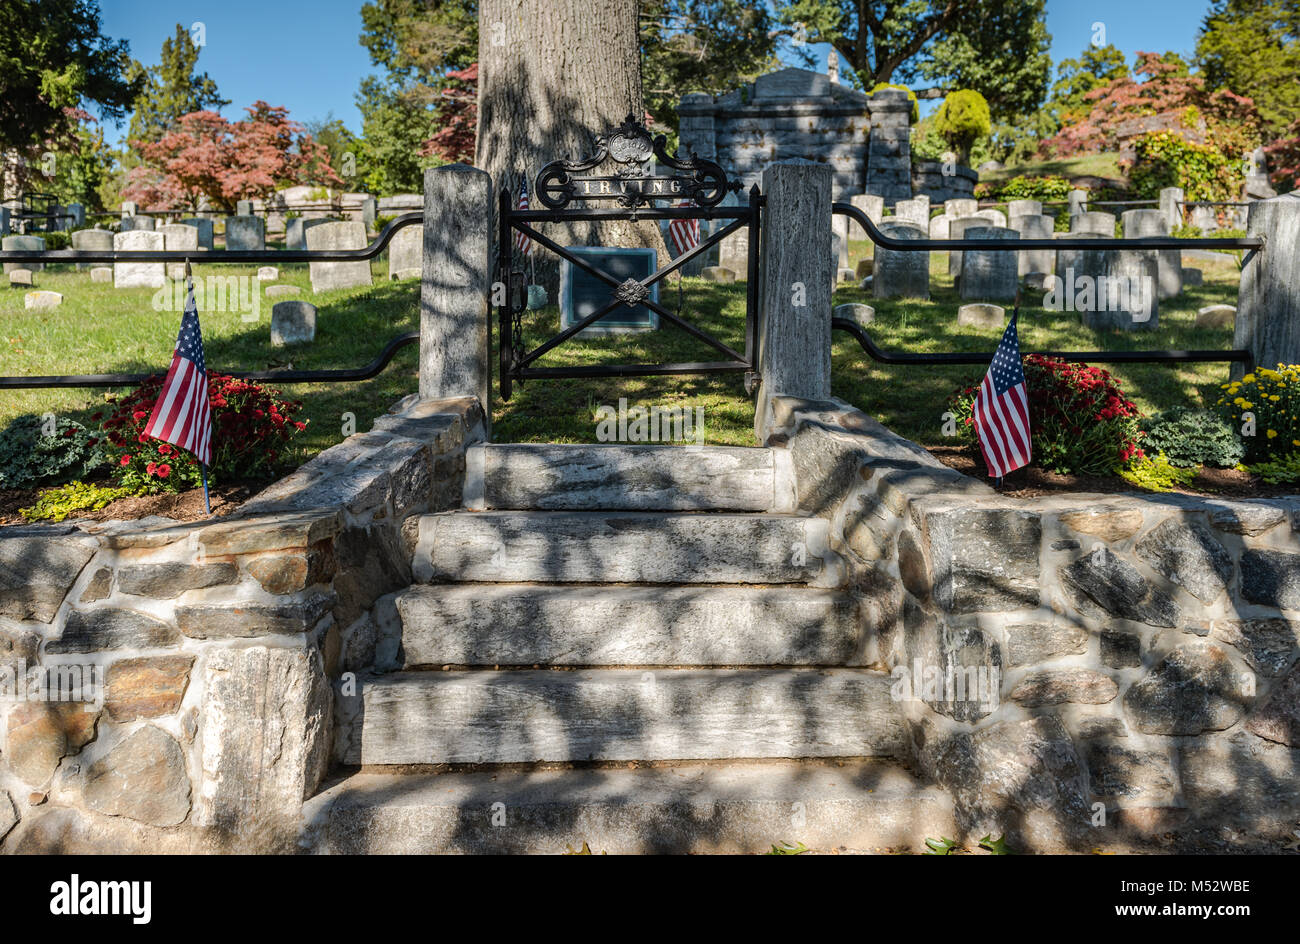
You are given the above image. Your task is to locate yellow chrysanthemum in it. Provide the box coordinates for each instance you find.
[1267,429,1278,438]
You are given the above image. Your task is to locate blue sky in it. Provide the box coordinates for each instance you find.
[98,0,1215,143]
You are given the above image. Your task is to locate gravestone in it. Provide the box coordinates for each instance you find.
[265,285,300,298]
[179,218,215,250]
[1197,304,1235,329]
[958,303,1005,328]
[2,235,45,273]
[831,212,851,269]
[1010,213,1054,277]
[67,204,86,229]
[258,266,278,281]
[72,228,113,270]
[1159,187,1184,231]
[1006,199,1042,220]
[225,215,265,251]
[1054,232,1106,283]
[833,302,874,326]
[1183,267,1203,286]
[1190,205,1218,232]
[848,194,884,257]
[718,223,750,280]
[947,217,986,276]
[90,267,113,283]
[1072,211,1116,236]
[830,232,845,281]
[873,221,929,300]
[893,198,930,227]
[236,200,255,216]
[361,196,377,227]
[959,226,1019,302]
[945,198,978,218]
[167,264,186,281]
[119,216,155,232]
[25,291,62,310]
[1068,189,1088,218]
[929,214,953,239]
[1083,250,1158,329]
[287,217,333,250]
[9,270,34,286]
[120,201,138,217]
[159,223,198,252]
[113,230,165,288]
[1122,209,1181,300]
[0,207,9,235]
[388,223,424,280]
[271,301,317,346]
[306,221,372,293]
[973,208,1007,228]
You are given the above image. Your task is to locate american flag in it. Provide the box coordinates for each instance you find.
[144,278,212,467]
[973,310,1030,479]
[667,200,700,257]
[513,177,531,256]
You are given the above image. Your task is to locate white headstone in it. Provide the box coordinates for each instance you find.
[113,230,165,288]
[271,300,317,346]
[306,220,372,292]
[387,223,423,280]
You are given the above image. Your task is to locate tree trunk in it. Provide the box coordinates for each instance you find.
[476,0,668,292]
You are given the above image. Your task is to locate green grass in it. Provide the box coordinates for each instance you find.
[979,152,1126,186]
[1,246,1244,465]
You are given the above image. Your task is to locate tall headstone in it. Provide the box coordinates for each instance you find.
[179,218,215,250]
[1068,189,1088,219]
[945,198,978,218]
[873,221,929,300]
[72,228,113,270]
[225,215,265,251]
[1054,232,1105,283]
[113,230,165,288]
[959,227,1019,302]
[119,215,155,232]
[159,223,199,253]
[1,235,44,273]
[388,222,423,279]
[1010,213,1054,277]
[0,207,8,235]
[1091,249,1158,329]
[929,214,954,239]
[120,201,138,218]
[755,162,833,438]
[1190,204,1218,232]
[1159,187,1184,232]
[893,198,929,227]
[1006,199,1042,220]
[973,208,1007,228]
[307,221,372,292]
[361,196,377,227]
[1233,195,1300,379]
[1122,209,1181,300]
[67,204,86,229]
[287,217,333,250]
[947,217,986,276]
[865,88,913,204]
[420,164,492,409]
[236,199,255,216]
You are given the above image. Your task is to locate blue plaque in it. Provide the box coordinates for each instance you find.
[559,246,659,336]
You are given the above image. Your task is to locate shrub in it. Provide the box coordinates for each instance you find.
[996,175,1074,203]
[1139,407,1245,468]
[1249,453,1300,484]
[0,415,101,488]
[948,356,1144,476]
[1118,453,1198,492]
[21,481,144,523]
[98,373,308,493]
[42,231,71,250]
[1127,130,1241,202]
[373,213,396,231]
[933,90,991,165]
[1214,366,1300,462]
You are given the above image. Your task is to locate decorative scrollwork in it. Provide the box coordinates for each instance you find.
[535,113,737,210]
[613,278,649,307]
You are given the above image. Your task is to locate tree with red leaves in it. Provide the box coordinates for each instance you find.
[420,63,477,165]
[123,101,343,212]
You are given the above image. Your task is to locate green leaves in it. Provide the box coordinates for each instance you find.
[0,415,100,490]
[978,834,1013,855]
[20,481,144,524]
[766,840,810,855]
[923,836,959,855]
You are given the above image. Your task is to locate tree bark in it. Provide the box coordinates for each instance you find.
[476,0,668,291]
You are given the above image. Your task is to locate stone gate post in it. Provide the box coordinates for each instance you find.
[755,161,834,439]
[420,164,493,411]
[1233,192,1300,379]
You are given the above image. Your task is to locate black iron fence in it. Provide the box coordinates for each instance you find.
[0,214,423,390]
[831,201,1262,371]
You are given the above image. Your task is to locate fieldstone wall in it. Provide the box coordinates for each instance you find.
[0,396,480,853]
[769,394,1300,852]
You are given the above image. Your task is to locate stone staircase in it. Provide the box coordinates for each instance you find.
[302,443,955,853]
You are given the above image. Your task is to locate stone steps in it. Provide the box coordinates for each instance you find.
[412,511,842,586]
[337,668,903,767]
[302,760,956,854]
[467,443,793,512]
[393,583,870,668]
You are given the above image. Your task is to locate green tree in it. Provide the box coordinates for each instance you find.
[1196,0,1300,137]
[0,0,140,195]
[305,114,361,187]
[356,77,440,195]
[126,23,229,144]
[776,0,1051,123]
[640,0,781,135]
[1048,43,1130,126]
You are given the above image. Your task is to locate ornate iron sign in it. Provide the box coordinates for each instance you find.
[535,114,736,210]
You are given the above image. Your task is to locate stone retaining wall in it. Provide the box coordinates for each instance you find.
[0,396,480,853]
[770,394,1300,852]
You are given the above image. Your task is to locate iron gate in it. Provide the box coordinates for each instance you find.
[495,115,761,399]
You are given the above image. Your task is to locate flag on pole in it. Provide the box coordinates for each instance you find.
[667,200,700,257]
[513,177,532,256]
[144,276,212,468]
[973,309,1031,479]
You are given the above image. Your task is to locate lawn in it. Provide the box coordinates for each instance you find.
[977,151,1126,185]
[0,244,1243,465]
